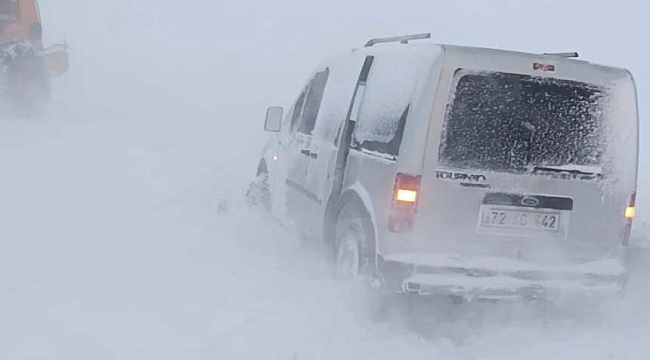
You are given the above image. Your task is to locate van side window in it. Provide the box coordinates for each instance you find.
[356,105,409,156]
[290,90,307,132]
[298,68,330,135]
[352,55,422,158]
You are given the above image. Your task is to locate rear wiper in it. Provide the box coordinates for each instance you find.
[531,166,602,178]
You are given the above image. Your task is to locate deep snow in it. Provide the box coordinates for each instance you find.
[0,115,648,360]
[0,117,447,359]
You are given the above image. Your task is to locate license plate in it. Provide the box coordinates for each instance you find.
[479,207,560,231]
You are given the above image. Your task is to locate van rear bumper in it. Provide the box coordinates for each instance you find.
[378,253,627,301]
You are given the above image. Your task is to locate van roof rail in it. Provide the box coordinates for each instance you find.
[543,52,579,58]
[364,33,431,47]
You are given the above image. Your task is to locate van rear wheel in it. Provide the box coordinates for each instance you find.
[333,202,372,279]
[333,202,387,319]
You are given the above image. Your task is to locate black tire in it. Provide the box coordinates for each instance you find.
[246,171,271,212]
[333,201,389,319]
[333,201,374,279]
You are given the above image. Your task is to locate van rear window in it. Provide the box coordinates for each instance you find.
[439,70,606,173]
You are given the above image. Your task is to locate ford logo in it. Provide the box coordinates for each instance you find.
[521,197,540,207]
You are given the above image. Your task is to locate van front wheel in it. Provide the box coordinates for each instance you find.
[246,171,271,212]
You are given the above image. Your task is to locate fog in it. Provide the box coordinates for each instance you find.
[40,0,650,210]
[1,0,648,359]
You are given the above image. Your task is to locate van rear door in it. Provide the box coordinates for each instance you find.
[414,52,638,265]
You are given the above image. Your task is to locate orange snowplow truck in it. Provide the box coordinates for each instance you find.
[0,0,68,76]
[0,0,42,48]
[0,0,68,114]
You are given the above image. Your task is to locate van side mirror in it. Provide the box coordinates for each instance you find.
[264,106,283,132]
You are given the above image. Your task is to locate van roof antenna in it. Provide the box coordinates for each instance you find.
[543,52,579,58]
[365,33,431,47]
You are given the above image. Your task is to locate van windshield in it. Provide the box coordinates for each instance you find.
[439,70,606,174]
[0,0,19,23]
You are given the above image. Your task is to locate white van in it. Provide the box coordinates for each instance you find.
[255,33,639,302]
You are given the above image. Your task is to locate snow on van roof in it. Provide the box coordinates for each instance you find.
[346,40,631,74]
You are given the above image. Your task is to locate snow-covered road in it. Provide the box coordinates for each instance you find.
[0,116,648,360]
[0,117,435,359]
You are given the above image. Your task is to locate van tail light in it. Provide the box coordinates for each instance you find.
[622,191,636,246]
[389,173,421,233]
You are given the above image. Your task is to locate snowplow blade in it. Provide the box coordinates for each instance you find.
[43,44,69,77]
